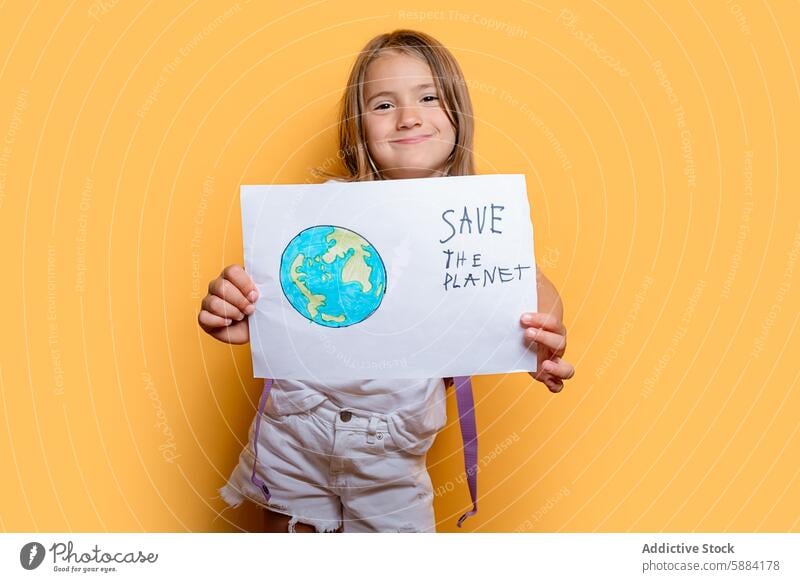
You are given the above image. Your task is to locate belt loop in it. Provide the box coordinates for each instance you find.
[366,416,378,444]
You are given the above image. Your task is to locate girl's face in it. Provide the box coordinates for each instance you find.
[362,51,457,180]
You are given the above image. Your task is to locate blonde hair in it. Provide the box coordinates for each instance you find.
[317,29,476,182]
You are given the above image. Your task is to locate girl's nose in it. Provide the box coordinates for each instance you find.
[396,106,422,129]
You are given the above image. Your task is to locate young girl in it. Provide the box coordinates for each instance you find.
[199,29,574,533]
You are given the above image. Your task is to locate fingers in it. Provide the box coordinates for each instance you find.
[198,309,233,329]
[529,354,574,394]
[208,277,253,319]
[524,326,567,355]
[520,311,566,336]
[541,356,575,381]
[201,293,247,323]
[201,265,259,325]
[206,319,250,345]
[197,264,256,345]
[222,264,259,302]
[529,369,564,393]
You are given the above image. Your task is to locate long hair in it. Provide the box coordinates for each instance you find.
[317,29,476,182]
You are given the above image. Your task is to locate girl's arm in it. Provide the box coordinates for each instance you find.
[522,267,574,392]
[536,267,564,321]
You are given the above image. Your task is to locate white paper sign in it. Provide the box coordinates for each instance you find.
[241,174,537,380]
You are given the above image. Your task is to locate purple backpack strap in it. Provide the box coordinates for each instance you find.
[453,376,478,527]
[250,378,274,504]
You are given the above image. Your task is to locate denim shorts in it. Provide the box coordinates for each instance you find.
[219,397,437,533]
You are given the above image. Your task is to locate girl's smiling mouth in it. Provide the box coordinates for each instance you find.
[390,134,433,144]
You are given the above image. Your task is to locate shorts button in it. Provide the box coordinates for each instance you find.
[339,411,352,422]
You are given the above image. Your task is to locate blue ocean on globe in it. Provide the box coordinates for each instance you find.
[279,225,387,328]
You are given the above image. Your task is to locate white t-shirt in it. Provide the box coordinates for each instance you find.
[267,178,447,456]
[270,377,447,455]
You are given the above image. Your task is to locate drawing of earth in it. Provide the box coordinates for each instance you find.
[279,225,387,328]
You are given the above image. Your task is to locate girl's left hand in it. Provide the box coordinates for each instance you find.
[520,312,575,393]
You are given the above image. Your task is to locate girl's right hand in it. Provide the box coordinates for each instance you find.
[197,264,259,345]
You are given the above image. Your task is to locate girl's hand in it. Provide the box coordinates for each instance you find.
[197,264,259,345]
[520,312,575,393]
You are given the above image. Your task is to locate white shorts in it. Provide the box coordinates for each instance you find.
[219,396,437,533]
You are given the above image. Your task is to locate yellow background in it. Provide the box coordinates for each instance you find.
[1,0,798,532]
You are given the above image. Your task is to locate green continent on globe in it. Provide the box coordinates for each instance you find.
[321,228,374,293]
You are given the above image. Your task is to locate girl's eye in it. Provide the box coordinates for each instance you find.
[372,96,438,110]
